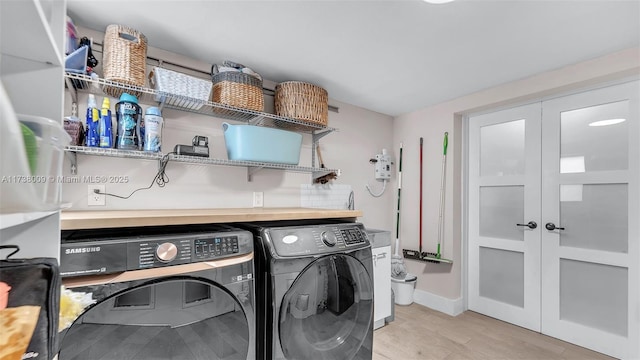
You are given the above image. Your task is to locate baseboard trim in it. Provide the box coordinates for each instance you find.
[413,289,465,316]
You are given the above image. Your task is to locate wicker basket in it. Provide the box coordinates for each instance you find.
[102,24,147,98]
[212,71,264,112]
[275,81,328,126]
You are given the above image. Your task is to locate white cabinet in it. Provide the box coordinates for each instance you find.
[372,245,392,329]
[367,229,392,330]
[372,246,391,329]
[0,0,66,259]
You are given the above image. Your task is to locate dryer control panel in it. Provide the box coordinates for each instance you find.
[267,223,370,258]
[194,236,240,259]
[60,225,252,277]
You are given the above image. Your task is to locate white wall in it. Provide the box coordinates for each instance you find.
[62,27,395,232]
[393,47,640,302]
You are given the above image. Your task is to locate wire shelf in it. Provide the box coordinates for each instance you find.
[66,145,164,160]
[65,146,340,179]
[64,72,336,134]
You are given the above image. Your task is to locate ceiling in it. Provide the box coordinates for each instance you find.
[67,0,639,117]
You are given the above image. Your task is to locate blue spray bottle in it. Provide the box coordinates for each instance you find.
[85,94,99,147]
[99,97,113,148]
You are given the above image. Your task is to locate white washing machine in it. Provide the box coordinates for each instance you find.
[240,220,374,360]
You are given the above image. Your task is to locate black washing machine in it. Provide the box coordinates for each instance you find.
[58,224,256,360]
[237,220,374,360]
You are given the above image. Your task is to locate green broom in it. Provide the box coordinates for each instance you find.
[422,132,453,264]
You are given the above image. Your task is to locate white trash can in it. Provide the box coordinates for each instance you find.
[391,274,417,305]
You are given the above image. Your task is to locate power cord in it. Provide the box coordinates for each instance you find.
[94,152,175,200]
[348,190,355,210]
[365,179,387,198]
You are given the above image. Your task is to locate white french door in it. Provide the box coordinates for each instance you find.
[468,81,639,359]
[540,82,639,358]
[468,103,542,332]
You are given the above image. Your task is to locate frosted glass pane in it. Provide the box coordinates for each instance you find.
[479,247,524,307]
[560,184,628,253]
[480,186,524,241]
[480,120,525,176]
[560,101,629,173]
[560,259,628,336]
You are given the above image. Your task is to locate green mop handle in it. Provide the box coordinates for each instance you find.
[443,131,448,155]
[437,132,448,259]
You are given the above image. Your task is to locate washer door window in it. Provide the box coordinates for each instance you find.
[59,278,250,360]
[279,254,373,359]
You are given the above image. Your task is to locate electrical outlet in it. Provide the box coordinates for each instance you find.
[253,192,264,207]
[88,185,106,206]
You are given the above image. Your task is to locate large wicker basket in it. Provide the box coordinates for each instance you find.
[102,24,147,98]
[212,71,264,112]
[275,81,328,126]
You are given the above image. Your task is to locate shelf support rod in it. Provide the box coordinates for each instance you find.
[65,76,78,105]
[312,129,333,143]
[312,129,333,168]
[70,102,78,118]
[247,166,265,182]
[67,151,78,175]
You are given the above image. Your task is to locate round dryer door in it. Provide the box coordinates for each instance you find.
[279,254,373,359]
[59,277,251,360]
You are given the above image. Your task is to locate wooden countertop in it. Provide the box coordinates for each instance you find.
[61,208,363,230]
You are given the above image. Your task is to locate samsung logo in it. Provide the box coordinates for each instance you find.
[65,246,101,255]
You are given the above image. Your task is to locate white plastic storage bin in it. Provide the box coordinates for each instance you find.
[0,90,71,213]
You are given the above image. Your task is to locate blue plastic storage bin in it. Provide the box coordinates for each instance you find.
[222,122,302,165]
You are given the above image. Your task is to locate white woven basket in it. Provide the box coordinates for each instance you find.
[152,67,212,110]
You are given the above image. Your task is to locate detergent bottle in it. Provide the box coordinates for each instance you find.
[99,97,112,148]
[143,107,163,152]
[85,94,99,147]
[115,93,142,150]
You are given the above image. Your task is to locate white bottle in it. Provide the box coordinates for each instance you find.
[143,107,163,152]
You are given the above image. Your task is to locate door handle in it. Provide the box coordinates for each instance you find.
[377,253,387,260]
[545,222,565,231]
[516,221,537,229]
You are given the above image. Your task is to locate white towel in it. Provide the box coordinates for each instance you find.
[241,67,262,81]
[218,66,240,73]
[215,61,262,81]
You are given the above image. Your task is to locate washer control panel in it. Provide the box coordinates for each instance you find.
[321,231,338,247]
[267,223,369,258]
[340,228,367,246]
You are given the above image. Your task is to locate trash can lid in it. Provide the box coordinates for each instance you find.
[391,273,417,283]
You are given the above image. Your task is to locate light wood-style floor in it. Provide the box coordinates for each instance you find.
[373,304,615,360]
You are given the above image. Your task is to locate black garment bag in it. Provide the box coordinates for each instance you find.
[0,245,60,360]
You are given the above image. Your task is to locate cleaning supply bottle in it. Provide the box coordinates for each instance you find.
[99,97,113,148]
[85,94,99,147]
[115,93,142,150]
[143,107,163,152]
[139,112,145,150]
